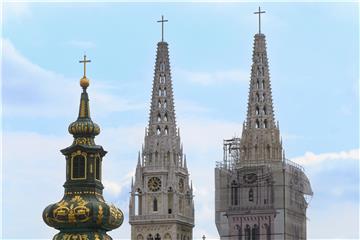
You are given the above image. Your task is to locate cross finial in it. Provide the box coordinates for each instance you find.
[254,6,266,34]
[202,235,206,240]
[157,15,168,42]
[79,54,91,77]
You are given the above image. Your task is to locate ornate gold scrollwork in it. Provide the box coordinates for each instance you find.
[61,233,89,240]
[97,205,103,224]
[53,196,90,223]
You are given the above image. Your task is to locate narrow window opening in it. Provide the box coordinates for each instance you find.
[264,119,268,128]
[155,234,161,240]
[157,114,161,122]
[164,114,168,122]
[157,127,161,135]
[263,106,267,115]
[72,155,86,179]
[255,107,260,115]
[95,157,101,180]
[153,198,158,212]
[249,188,254,202]
[158,88,162,97]
[147,234,154,240]
[164,126,169,135]
[255,120,260,129]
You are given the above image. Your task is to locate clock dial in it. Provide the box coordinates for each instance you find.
[148,177,162,192]
[243,173,257,184]
[179,178,184,192]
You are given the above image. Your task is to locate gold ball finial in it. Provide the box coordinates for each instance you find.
[80,76,90,89]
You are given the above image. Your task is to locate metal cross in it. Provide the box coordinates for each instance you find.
[79,54,91,77]
[254,6,266,34]
[157,15,168,42]
[202,235,206,240]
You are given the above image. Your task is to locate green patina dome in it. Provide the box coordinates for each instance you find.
[43,56,123,240]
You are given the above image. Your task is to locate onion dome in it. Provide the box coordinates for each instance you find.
[68,57,100,146]
[42,55,123,240]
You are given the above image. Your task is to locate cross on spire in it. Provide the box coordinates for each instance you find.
[79,54,91,77]
[254,6,266,34]
[157,15,168,42]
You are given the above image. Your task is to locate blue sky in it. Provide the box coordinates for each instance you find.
[1,2,359,239]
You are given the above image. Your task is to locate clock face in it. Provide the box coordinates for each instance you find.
[243,173,257,184]
[148,177,162,192]
[179,178,184,192]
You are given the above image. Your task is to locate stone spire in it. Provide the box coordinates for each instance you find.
[43,55,124,240]
[142,40,182,167]
[240,32,283,162]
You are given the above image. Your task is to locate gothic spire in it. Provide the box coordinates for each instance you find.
[245,32,276,130]
[240,8,283,162]
[147,39,177,139]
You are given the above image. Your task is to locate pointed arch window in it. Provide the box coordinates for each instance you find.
[249,188,254,202]
[164,101,167,109]
[158,100,162,108]
[164,113,168,122]
[160,63,165,72]
[158,88,162,97]
[261,93,265,102]
[252,224,259,240]
[263,106,267,115]
[147,234,154,240]
[262,79,265,89]
[266,145,271,159]
[237,225,242,240]
[256,92,260,102]
[264,119,268,128]
[255,106,260,115]
[157,114,161,122]
[245,225,251,240]
[255,119,260,129]
[155,234,161,240]
[153,197,158,212]
[256,79,260,89]
[164,126,169,135]
[156,126,161,135]
[164,88,167,97]
[160,75,165,84]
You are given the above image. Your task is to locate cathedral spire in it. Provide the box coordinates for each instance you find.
[147,29,177,139]
[245,23,276,130]
[130,18,194,239]
[240,8,282,162]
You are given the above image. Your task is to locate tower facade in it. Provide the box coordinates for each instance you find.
[215,10,313,240]
[43,56,124,240]
[129,31,194,239]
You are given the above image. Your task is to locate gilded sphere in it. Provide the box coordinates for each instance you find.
[80,76,90,88]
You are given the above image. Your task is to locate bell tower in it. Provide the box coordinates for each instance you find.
[43,55,124,240]
[129,16,195,240]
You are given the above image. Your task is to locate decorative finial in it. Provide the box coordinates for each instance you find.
[202,235,206,240]
[79,54,91,89]
[254,6,266,34]
[157,15,168,42]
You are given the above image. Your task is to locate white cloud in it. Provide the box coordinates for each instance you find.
[291,148,360,166]
[2,38,143,118]
[3,2,31,21]
[176,69,248,86]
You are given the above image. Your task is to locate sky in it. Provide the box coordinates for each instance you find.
[1,1,359,239]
